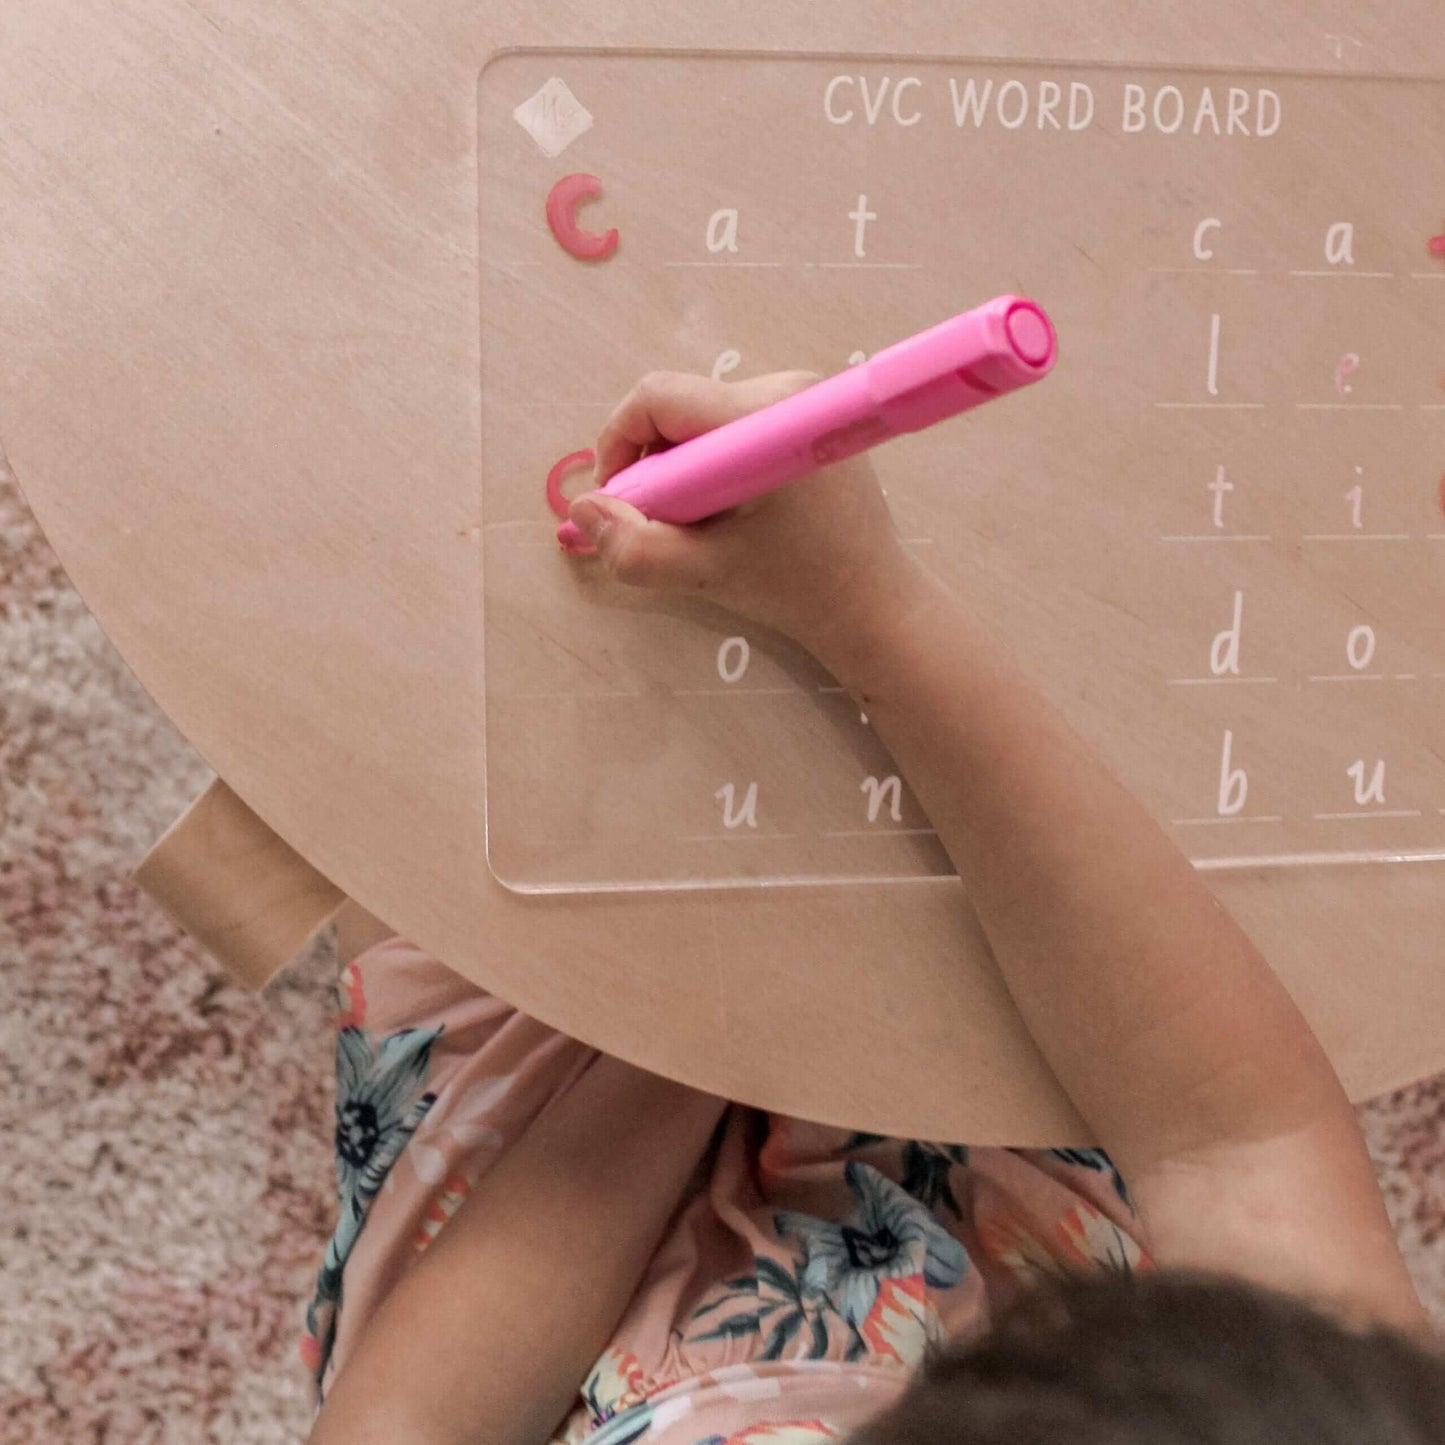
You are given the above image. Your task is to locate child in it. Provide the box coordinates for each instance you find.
[303,369,1443,1444]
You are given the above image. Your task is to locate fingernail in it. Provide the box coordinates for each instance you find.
[571,494,613,544]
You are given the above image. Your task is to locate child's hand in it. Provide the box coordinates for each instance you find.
[565,369,928,663]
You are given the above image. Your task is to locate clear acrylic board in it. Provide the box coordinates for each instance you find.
[479,51,1445,894]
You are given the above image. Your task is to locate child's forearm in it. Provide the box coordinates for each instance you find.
[308,1058,726,1445]
[812,565,1358,1174]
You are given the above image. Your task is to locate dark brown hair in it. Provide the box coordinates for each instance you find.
[850,1272,1445,1444]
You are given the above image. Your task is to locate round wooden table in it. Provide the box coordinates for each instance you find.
[4,0,1443,1143]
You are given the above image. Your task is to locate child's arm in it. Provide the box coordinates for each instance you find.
[811,568,1423,1327]
[308,1054,725,1445]
[571,369,1425,1330]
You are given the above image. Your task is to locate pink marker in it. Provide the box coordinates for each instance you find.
[557,294,1057,549]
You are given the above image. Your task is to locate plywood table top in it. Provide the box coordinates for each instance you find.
[3,1,1444,1143]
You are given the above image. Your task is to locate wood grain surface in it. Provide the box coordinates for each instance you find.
[3,2,1444,1142]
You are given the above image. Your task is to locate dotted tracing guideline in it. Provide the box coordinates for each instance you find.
[479,54,1445,894]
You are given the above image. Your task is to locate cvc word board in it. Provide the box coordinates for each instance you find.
[479,51,1445,895]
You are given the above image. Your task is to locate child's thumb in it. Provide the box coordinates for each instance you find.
[568,492,711,591]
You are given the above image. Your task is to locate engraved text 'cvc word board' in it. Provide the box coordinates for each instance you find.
[479,52,1445,894]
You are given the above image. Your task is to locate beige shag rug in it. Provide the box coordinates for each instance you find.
[1,456,1442,1442]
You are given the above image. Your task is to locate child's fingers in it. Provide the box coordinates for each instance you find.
[567,492,717,592]
[592,372,713,486]
[593,369,822,486]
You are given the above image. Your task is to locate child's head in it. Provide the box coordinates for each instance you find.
[852,1271,1445,1444]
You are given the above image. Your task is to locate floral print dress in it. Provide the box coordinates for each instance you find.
[301,938,1147,1444]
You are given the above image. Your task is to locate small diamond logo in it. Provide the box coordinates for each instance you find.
[513,77,593,158]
